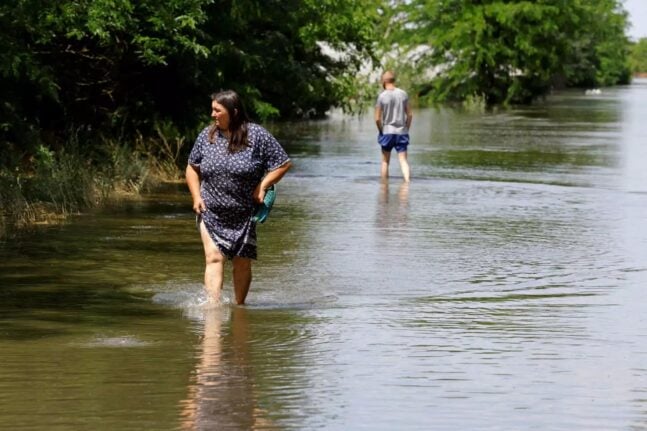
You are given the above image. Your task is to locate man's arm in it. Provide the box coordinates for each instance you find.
[405,101,413,130]
[374,105,383,134]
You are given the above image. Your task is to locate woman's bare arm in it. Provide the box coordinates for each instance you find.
[253,161,293,203]
[186,164,206,214]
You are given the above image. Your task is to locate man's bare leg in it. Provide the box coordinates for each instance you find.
[381,150,391,180]
[398,151,411,182]
[232,257,252,305]
[200,222,225,304]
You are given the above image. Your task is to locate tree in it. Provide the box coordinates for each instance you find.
[629,38,647,73]
[0,0,379,164]
[0,0,213,158]
[197,0,379,120]
[380,0,631,105]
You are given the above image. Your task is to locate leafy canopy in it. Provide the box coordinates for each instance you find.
[380,0,631,105]
[0,0,379,162]
[629,38,647,73]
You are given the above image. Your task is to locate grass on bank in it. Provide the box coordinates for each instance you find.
[0,130,186,240]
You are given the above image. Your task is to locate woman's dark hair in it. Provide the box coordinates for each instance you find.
[208,90,251,153]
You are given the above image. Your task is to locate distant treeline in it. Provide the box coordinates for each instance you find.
[630,38,647,74]
[0,0,641,236]
[379,0,633,105]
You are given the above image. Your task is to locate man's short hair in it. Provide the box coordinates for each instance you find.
[382,71,396,84]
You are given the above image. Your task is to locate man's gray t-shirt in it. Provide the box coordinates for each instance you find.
[376,88,409,135]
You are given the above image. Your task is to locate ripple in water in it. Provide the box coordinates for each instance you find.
[81,335,152,348]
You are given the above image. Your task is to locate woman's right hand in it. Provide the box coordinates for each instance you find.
[186,164,205,214]
[192,198,206,214]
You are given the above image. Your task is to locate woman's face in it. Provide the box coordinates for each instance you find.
[211,101,231,131]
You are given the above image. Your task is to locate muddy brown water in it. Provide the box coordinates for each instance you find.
[1,81,647,430]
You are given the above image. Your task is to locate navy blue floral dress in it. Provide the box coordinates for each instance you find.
[188,123,290,259]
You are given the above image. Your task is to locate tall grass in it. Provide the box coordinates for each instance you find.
[0,139,153,239]
[135,121,187,183]
[462,93,487,113]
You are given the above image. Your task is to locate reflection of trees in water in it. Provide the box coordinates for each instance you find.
[376,181,410,231]
[179,307,274,430]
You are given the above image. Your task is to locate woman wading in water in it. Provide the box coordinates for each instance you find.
[186,90,291,305]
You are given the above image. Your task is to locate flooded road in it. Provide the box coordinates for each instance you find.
[1,80,647,430]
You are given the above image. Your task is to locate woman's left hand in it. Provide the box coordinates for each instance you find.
[253,183,266,204]
[252,161,291,204]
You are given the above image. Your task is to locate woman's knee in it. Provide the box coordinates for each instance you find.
[205,247,225,265]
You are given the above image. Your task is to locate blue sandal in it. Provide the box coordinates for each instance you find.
[252,185,276,224]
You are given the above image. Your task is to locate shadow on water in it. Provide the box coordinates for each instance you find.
[0,284,171,340]
[0,186,202,345]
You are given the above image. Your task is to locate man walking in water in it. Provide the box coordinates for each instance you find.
[374,70,412,182]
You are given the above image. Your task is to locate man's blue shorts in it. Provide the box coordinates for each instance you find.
[378,133,409,153]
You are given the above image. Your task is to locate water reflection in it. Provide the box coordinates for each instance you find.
[376,180,410,231]
[620,78,647,193]
[180,307,274,430]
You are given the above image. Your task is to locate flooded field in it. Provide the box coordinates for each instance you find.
[1,80,646,430]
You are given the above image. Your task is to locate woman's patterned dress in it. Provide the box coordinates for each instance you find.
[188,123,290,259]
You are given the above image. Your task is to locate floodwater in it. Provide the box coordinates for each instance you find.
[1,80,647,430]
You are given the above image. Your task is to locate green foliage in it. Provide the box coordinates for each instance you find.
[629,38,647,73]
[205,0,379,119]
[28,145,98,212]
[1,0,213,160]
[380,0,631,105]
[0,0,379,234]
[462,94,487,113]
[135,121,187,181]
[0,169,28,238]
[104,142,150,193]
[0,138,150,238]
[562,0,631,87]
[1,0,378,161]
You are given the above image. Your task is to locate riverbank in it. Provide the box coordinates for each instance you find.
[0,147,183,240]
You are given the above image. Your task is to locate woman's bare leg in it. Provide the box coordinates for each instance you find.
[199,222,225,304]
[398,151,411,182]
[232,257,252,305]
